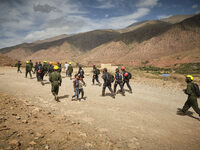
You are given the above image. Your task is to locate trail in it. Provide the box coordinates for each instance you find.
[0,67,200,150]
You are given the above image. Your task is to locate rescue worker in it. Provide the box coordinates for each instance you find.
[114,68,125,96]
[72,74,80,101]
[77,66,86,85]
[92,64,101,86]
[181,75,200,117]
[17,61,22,73]
[101,68,115,98]
[25,61,32,78]
[34,61,39,75]
[30,60,34,73]
[48,62,54,75]
[57,62,62,73]
[64,62,69,77]
[36,62,44,81]
[67,62,73,80]
[43,61,49,76]
[121,66,132,93]
[49,65,62,102]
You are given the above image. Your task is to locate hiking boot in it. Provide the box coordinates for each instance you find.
[129,90,133,94]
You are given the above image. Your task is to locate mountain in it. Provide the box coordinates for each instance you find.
[78,13,200,67]
[161,14,194,24]
[0,13,200,67]
[0,30,120,61]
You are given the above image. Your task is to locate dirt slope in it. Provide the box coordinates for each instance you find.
[0,67,200,150]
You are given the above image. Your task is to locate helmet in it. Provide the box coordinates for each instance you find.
[69,62,72,65]
[93,64,96,67]
[124,72,128,77]
[44,61,47,63]
[35,61,38,63]
[26,61,30,63]
[121,66,125,70]
[186,75,194,81]
[54,65,59,70]
[116,68,119,72]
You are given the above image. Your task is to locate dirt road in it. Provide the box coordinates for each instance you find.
[0,67,200,150]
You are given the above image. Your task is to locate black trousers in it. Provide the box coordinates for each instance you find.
[102,82,113,95]
[114,81,124,93]
[92,75,100,84]
[123,80,132,92]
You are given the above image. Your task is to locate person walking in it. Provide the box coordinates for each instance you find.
[181,75,200,118]
[92,64,101,86]
[67,62,73,80]
[114,68,125,96]
[16,61,22,73]
[25,61,32,78]
[121,66,132,93]
[64,62,69,77]
[49,65,62,102]
[101,68,115,98]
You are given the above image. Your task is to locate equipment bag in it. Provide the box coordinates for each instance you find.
[193,83,200,97]
[127,72,132,79]
[107,73,114,83]
[97,69,100,75]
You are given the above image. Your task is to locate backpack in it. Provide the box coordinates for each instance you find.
[193,83,200,97]
[96,69,100,75]
[126,72,132,80]
[115,72,122,81]
[107,73,114,83]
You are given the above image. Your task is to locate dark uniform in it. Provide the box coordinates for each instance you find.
[67,64,73,79]
[77,67,86,85]
[58,63,62,73]
[102,68,115,98]
[25,62,32,78]
[92,66,100,85]
[122,71,132,93]
[48,64,54,75]
[114,69,124,95]
[49,69,62,101]
[36,63,44,81]
[17,61,22,73]
[182,78,200,117]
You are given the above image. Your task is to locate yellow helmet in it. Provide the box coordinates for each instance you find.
[186,75,194,81]
[44,61,47,63]
[26,61,30,63]
[69,62,72,65]
[54,65,59,70]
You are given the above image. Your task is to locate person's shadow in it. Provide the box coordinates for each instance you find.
[105,93,115,99]
[176,108,200,121]
[58,95,69,100]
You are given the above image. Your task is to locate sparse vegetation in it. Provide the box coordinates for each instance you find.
[139,66,172,74]
[174,63,200,74]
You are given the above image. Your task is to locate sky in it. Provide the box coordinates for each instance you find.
[0,0,199,49]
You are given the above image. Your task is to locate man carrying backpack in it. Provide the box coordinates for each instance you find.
[49,65,62,102]
[92,64,101,86]
[121,66,132,93]
[114,68,125,96]
[181,75,200,118]
[101,68,115,98]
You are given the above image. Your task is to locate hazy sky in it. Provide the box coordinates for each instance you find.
[0,0,199,48]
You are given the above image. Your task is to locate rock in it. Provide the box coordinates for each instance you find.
[35,132,42,137]
[12,113,17,116]
[85,143,93,148]
[47,112,51,115]
[9,139,21,147]
[29,141,36,146]
[16,116,21,120]
[45,145,49,150]
[22,120,28,124]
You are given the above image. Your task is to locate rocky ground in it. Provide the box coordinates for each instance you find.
[0,67,200,150]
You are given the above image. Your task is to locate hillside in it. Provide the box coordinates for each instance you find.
[161,14,194,24]
[0,14,200,67]
[78,14,200,67]
[0,54,16,66]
